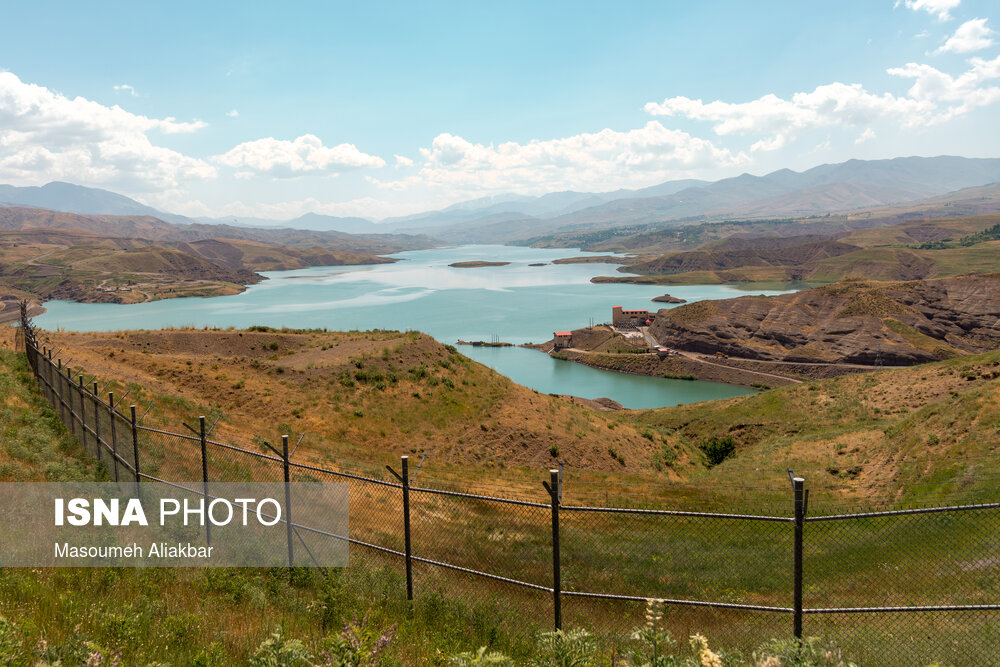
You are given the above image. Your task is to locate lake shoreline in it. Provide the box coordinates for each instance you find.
[33,245,792,408]
[525,341,792,389]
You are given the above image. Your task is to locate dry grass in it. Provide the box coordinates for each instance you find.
[30,327,672,499]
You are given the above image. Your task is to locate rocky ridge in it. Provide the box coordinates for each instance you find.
[650,275,1000,365]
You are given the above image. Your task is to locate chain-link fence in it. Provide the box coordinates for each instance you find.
[14,306,1000,665]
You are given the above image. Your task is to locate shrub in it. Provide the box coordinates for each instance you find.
[652,443,676,471]
[699,435,736,467]
[317,616,396,667]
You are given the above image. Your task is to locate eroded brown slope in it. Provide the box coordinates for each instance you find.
[651,275,1000,365]
[28,328,666,486]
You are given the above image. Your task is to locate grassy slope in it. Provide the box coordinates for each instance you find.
[33,328,670,498]
[29,325,1000,508]
[0,335,547,665]
[4,325,1000,663]
[630,349,1000,508]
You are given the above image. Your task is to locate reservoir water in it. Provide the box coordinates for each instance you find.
[36,245,799,409]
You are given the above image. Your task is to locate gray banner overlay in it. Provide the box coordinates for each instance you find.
[0,482,349,567]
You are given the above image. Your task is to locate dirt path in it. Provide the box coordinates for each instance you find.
[675,350,804,384]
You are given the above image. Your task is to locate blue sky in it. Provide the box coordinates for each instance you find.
[1,0,998,220]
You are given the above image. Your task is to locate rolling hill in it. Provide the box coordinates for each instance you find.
[596,213,1000,285]
[0,214,401,305]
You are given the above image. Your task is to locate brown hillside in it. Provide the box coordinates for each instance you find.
[0,205,437,253]
[178,238,396,271]
[652,275,1000,365]
[29,328,669,490]
[623,239,860,274]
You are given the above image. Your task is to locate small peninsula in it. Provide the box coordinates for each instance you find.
[448,261,511,268]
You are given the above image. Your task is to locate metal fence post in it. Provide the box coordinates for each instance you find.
[283,434,294,568]
[130,405,141,487]
[93,382,102,462]
[70,370,80,438]
[79,376,87,451]
[40,347,49,401]
[402,455,413,601]
[47,350,55,408]
[57,359,65,423]
[42,348,49,402]
[199,416,211,546]
[108,392,120,482]
[792,475,805,640]
[546,468,562,630]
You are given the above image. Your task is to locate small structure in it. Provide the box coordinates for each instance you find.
[612,306,654,326]
[553,331,573,350]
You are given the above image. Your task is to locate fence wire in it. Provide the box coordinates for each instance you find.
[15,318,1000,666]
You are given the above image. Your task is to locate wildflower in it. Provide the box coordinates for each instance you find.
[690,634,723,667]
[643,598,664,630]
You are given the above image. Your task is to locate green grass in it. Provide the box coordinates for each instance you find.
[0,347,549,664]
[7,338,1000,664]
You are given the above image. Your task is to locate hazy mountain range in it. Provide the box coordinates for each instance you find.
[1,156,999,244]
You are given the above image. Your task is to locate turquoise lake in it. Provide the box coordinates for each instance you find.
[36,245,800,409]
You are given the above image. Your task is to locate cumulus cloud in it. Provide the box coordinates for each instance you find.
[113,84,137,96]
[0,71,214,192]
[897,0,961,21]
[373,122,745,194]
[888,54,1000,118]
[214,134,385,178]
[394,154,414,168]
[645,55,1000,152]
[226,109,239,118]
[934,18,996,54]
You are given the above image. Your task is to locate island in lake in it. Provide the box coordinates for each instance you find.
[652,293,687,303]
[448,261,511,268]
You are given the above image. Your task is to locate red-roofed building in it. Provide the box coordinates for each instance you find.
[553,331,573,349]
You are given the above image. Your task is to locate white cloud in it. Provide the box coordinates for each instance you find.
[645,55,1000,151]
[113,84,137,96]
[0,70,215,192]
[373,122,746,195]
[855,128,877,144]
[214,134,385,178]
[897,0,961,21]
[888,55,1000,118]
[934,18,996,54]
[226,109,239,118]
[646,84,930,151]
[394,154,414,168]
